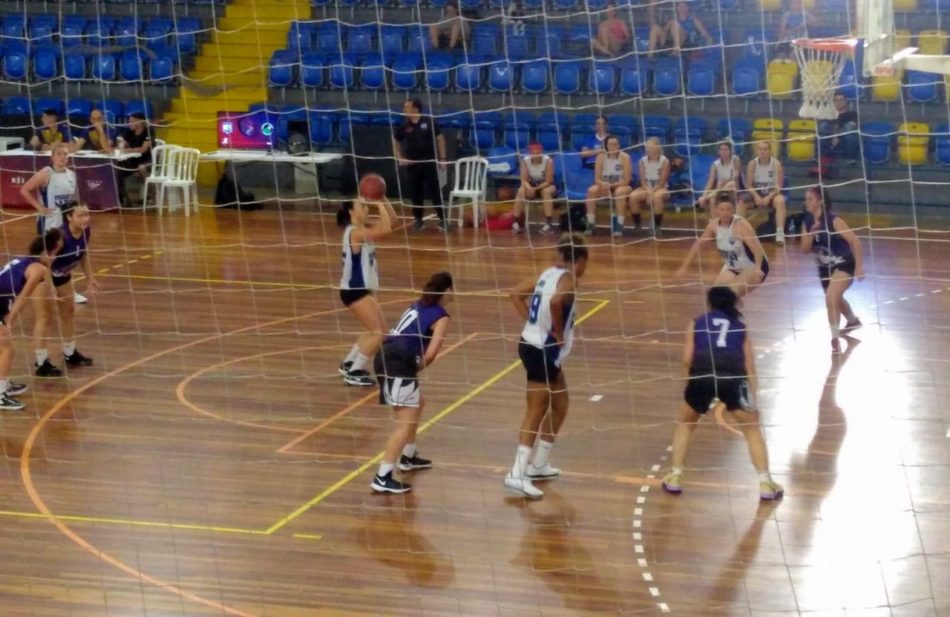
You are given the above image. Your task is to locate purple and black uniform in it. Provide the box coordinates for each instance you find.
[374,301,449,408]
[0,257,37,322]
[803,210,856,290]
[684,309,753,413]
[51,225,90,287]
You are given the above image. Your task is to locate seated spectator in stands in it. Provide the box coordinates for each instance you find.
[819,93,859,163]
[630,137,671,236]
[776,0,815,58]
[697,140,742,211]
[580,115,610,169]
[585,135,632,236]
[429,2,468,51]
[592,4,632,57]
[512,143,557,236]
[742,140,788,245]
[29,109,71,152]
[648,1,713,57]
[73,109,112,153]
[115,112,153,208]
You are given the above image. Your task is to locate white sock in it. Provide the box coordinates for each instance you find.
[0,380,8,393]
[530,439,554,470]
[377,462,394,477]
[758,471,772,483]
[35,349,48,365]
[351,353,369,372]
[511,444,532,478]
[344,344,360,364]
[616,216,625,226]
[586,213,596,224]
[830,324,840,338]
[402,443,417,458]
[672,467,684,476]
[63,341,76,356]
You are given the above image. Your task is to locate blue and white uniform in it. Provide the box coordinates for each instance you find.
[716,215,768,278]
[37,166,75,233]
[803,210,856,290]
[752,157,777,197]
[51,225,90,286]
[0,257,37,321]
[519,266,575,383]
[641,154,669,189]
[712,155,740,187]
[374,301,449,408]
[523,154,551,187]
[582,133,607,167]
[339,225,378,306]
[600,153,625,184]
[685,308,753,413]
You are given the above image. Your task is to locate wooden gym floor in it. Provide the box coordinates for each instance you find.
[0,205,946,616]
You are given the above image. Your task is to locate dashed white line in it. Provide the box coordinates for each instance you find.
[643,573,654,582]
[659,602,671,612]
[589,394,604,402]
[649,587,660,597]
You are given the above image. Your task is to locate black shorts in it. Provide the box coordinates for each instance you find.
[339,288,371,307]
[684,374,754,413]
[374,350,420,408]
[818,255,856,291]
[52,273,72,288]
[518,338,562,385]
[0,296,10,324]
[729,258,770,281]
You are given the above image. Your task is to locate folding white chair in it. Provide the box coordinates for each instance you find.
[447,156,489,228]
[142,144,179,210]
[158,147,200,216]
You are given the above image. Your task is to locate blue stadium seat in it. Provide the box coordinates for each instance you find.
[588,60,617,95]
[425,52,454,92]
[459,0,484,10]
[611,114,640,143]
[392,53,420,90]
[633,26,651,54]
[440,109,471,130]
[406,24,433,54]
[29,24,54,45]
[2,50,27,81]
[470,26,497,56]
[586,0,610,9]
[687,63,717,96]
[674,127,703,157]
[537,118,567,151]
[67,98,93,119]
[487,60,514,92]
[613,125,633,149]
[455,58,482,92]
[60,20,85,47]
[535,25,563,58]
[35,97,63,115]
[308,111,335,146]
[360,54,385,90]
[174,18,200,55]
[150,55,175,83]
[652,57,682,97]
[503,29,530,60]
[288,21,314,50]
[31,14,58,30]
[268,51,296,87]
[906,71,939,103]
[522,0,545,8]
[486,145,518,175]
[316,22,343,54]
[565,166,594,202]
[124,100,153,121]
[553,61,581,95]
[380,25,404,58]
[114,22,138,47]
[347,25,376,55]
[300,52,326,88]
[620,62,647,96]
[567,23,592,46]
[64,53,87,80]
[1,17,24,40]
[553,0,580,11]
[329,52,357,89]
[33,47,58,81]
[473,119,497,150]
[504,121,530,150]
[861,121,894,164]
[570,124,593,151]
[92,54,117,81]
[935,123,950,165]
[717,117,752,154]
[2,95,31,118]
[642,115,672,143]
[119,51,144,82]
[732,55,763,96]
[838,59,858,100]
[521,59,549,94]
[97,99,124,124]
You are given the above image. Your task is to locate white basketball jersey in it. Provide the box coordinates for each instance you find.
[601,153,624,183]
[713,155,739,186]
[41,166,75,231]
[339,225,378,290]
[521,266,576,366]
[523,154,550,184]
[641,154,668,188]
[753,157,776,189]
[716,215,755,272]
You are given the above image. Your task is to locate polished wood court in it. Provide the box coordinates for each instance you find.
[0,205,947,616]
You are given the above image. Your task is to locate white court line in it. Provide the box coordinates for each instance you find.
[634,447,673,614]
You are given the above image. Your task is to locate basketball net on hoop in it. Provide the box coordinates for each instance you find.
[792,38,856,120]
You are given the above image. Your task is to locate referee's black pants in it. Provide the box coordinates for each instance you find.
[406,161,444,223]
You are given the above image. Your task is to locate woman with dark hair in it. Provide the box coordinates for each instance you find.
[505,234,589,499]
[371,272,454,494]
[33,203,99,379]
[676,191,769,297]
[661,286,783,501]
[801,186,863,353]
[697,141,742,212]
[584,135,632,236]
[393,98,447,232]
[337,194,397,387]
[0,229,64,411]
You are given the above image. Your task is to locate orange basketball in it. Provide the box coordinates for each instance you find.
[358,173,386,201]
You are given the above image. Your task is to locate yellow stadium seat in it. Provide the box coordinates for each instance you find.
[917,30,947,55]
[788,119,817,133]
[802,0,816,8]
[758,0,782,10]
[787,120,818,162]
[871,73,902,102]
[767,60,799,100]
[894,0,917,11]
[895,30,912,53]
[754,118,784,132]
[897,122,930,165]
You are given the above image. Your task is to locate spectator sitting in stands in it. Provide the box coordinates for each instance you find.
[115,112,153,208]
[630,137,671,237]
[429,2,468,51]
[585,134,633,236]
[580,115,610,169]
[591,4,632,57]
[818,93,859,165]
[29,109,71,152]
[648,1,713,58]
[742,140,788,245]
[697,140,743,211]
[776,0,815,58]
[73,109,112,153]
[512,143,557,236]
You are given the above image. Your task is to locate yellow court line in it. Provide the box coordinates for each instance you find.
[263,299,611,536]
[0,509,284,537]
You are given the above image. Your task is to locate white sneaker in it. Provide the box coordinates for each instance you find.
[512,222,523,235]
[776,230,785,246]
[74,292,88,304]
[526,463,561,480]
[504,473,544,499]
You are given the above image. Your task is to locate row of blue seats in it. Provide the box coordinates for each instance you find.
[310,0,760,10]
[0,96,154,123]
[1,48,176,83]
[0,16,201,54]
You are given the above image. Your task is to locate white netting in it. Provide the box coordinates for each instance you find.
[793,39,853,120]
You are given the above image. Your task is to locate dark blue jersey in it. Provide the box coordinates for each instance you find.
[51,225,90,278]
[691,309,747,376]
[0,257,36,298]
[803,210,852,266]
[383,302,449,360]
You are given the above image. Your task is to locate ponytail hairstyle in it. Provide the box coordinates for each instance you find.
[707,285,742,320]
[556,233,589,264]
[29,228,63,256]
[419,271,454,307]
[61,200,83,222]
[336,200,355,227]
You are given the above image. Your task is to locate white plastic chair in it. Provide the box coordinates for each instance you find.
[447,156,489,228]
[158,147,200,216]
[142,144,179,210]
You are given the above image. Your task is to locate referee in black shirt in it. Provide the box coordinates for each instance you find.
[393,99,447,232]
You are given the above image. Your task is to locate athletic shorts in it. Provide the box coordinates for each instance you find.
[339,288,371,307]
[818,255,856,291]
[374,350,420,408]
[0,296,10,324]
[684,374,754,413]
[728,258,770,281]
[528,181,557,196]
[518,338,562,385]
[52,273,72,288]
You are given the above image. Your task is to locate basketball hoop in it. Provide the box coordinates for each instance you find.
[792,38,856,120]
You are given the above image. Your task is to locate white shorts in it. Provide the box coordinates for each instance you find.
[380,375,421,408]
